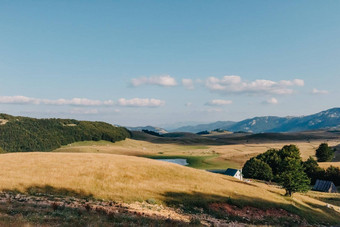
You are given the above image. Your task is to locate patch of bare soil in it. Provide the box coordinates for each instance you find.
[0,192,247,226]
[0,119,8,125]
[209,202,302,224]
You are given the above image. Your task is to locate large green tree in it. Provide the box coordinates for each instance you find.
[278,158,310,196]
[243,144,312,196]
[242,158,273,181]
[316,143,334,162]
[256,149,281,176]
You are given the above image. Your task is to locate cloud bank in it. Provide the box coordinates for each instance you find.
[118,98,165,107]
[0,96,114,106]
[205,99,233,106]
[205,75,304,95]
[0,96,165,108]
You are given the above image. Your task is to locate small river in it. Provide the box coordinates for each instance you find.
[155,158,188,166]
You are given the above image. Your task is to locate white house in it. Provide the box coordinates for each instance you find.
[224,168,243,181]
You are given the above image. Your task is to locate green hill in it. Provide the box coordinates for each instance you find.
[0,113,130,152]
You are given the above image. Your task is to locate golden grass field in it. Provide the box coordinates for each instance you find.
[0,152,339,224]
[54,138,340,169]
[319,162,340,169]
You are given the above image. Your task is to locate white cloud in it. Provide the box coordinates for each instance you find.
[131,75,177,87]
[70,108,99,114]
[312,88,329,95]
[0,96,38,104]
[206,99,233,106]
[279,79,304,87]
[118,98,165,107]
[0,95,167,108]
[205,75,304,95]
[185,102,192,107]
[182,79,194,89]
[264,97,279,105]
[0,96,115,106]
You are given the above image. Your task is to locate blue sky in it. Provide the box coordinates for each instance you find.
[0,1,339,127]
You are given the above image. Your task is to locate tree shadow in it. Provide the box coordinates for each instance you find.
[2,185,95,199]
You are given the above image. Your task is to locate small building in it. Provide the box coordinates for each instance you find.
[313,179,338,193]
[224,168,243,181]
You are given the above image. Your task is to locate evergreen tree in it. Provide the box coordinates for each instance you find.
[316,143,334,162]
[303,156,325,184]
[278,158,310,196]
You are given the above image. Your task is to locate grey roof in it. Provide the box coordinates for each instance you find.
[224,168,239,176]
[313,179,338,193]
[207,169,227,174]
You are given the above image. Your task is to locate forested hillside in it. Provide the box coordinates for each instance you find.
[0,114,131,152]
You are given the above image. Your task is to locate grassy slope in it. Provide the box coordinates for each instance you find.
[0,152,339,224]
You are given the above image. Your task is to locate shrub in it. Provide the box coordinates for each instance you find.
[316,143,334,162]
[303,157,325,184]
[325,166,340,185]
[243,158,273,181]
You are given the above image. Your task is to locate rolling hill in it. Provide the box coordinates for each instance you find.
[170,108,340,133]
[0,113,130,152]
[131,129,340,146]
[126,125,168,134]
[0,152,338,225]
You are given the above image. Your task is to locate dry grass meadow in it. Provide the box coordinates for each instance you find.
[1,138,339,224]
[0,152,339,224]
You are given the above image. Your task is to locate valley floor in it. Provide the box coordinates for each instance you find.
[54,138,340,170]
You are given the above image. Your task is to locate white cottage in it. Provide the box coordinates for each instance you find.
[224,168,243,181]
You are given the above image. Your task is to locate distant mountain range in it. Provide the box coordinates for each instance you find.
[168,108,340,133]
[139,108,340,133]
[169,121,236,133]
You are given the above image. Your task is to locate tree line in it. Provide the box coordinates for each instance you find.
[0,114,131,152]
[243,143,339,196]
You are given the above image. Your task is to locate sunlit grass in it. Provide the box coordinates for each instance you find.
[0,152,339,224]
